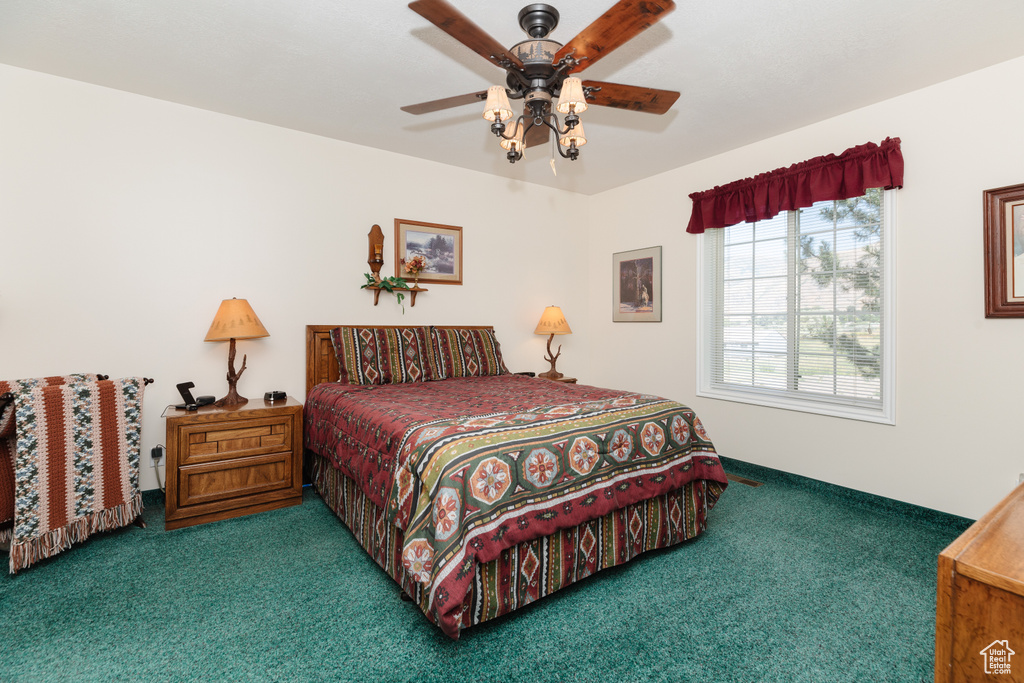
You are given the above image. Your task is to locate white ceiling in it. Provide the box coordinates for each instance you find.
[3,0,1024,195]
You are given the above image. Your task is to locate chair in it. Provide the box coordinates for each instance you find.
[0,374,150,573]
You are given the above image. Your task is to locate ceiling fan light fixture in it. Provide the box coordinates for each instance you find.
[556,77,587,114]
[559,121,586,148]
[405,1,681,169]
[483,85,513,122]
[499,120,525,152]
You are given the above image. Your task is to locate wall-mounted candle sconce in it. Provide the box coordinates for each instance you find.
[368,224,385,284]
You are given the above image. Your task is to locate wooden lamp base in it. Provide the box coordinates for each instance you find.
[214,337,249,408]
[538,333,564,380]
[213,386,248,408]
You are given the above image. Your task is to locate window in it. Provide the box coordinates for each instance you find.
[698,188,895,423]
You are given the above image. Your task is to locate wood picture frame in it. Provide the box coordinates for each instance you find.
[395,219,463,285]
[984,183,1024,317]
[613,246,662,322]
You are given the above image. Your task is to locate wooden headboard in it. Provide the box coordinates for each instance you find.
[305,324,495,397]
[306,325,342,397]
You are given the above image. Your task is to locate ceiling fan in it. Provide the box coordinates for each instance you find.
[402,0,680,164]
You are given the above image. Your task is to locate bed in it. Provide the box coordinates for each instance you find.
[303,324,727,638]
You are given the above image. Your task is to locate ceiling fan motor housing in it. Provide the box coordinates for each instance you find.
[518,4,559,38]
[510,39,562,71]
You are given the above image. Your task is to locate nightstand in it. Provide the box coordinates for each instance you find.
[162,397,303,530]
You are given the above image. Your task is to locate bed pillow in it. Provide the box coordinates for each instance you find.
[430,327,509,379]
[330,326,436,385]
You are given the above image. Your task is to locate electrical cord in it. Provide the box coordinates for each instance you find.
[153,443,166,495]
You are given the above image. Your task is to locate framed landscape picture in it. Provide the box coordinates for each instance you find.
[613,246,662,322]
[984,183,1024,317]
[395,219,463,285]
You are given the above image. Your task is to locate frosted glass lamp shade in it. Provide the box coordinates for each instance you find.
[556,77,588,114]
[204,298,270,342]
[559,122,587,148]
[483,86,513,122]
[534,306,572,335]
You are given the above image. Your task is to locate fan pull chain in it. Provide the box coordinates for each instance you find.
[550,132,558,176]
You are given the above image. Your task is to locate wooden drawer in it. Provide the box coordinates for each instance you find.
[178,415,292,466]
[178,452,294,509]
[163,398,303,530]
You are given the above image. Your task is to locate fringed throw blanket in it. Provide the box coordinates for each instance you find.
[0,374,100,539]
[1,376,145,573]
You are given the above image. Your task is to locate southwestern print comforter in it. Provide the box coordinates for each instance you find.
[305,374,727,637]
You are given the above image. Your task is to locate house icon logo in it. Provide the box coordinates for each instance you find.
[980,640,1015,675]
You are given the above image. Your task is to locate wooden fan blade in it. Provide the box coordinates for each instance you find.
[554,0,675,74]
[401,91,488,115]
[581,80,679,115]
[524,121,551,148]
[409,0,523,70]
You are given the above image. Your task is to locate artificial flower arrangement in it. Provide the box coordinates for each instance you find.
[403,254,428,282]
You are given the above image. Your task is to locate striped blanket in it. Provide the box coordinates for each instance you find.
[306,375,728,636]
[1,374,100,538]
[0,376,145,573]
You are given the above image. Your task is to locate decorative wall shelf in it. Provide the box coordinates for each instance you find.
[362,223,427,308]
[364,285,427,307]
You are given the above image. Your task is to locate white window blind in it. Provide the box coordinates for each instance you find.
[698,188,895,423]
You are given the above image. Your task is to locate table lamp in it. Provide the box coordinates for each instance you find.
[204,298,269,407]
[534,305,572,380]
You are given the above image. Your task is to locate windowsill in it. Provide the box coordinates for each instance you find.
[696,386,894,425]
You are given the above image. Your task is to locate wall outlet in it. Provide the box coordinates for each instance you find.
[150,445,164,468]
[1018,473,1024,486]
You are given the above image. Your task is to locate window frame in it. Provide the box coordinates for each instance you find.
[696,190,896,425]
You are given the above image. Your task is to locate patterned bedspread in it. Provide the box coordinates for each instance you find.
[305,375,727,627]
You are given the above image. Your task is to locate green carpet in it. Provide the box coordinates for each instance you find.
[0,459,972,682]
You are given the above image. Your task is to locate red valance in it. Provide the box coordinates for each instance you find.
[686,137,904,234]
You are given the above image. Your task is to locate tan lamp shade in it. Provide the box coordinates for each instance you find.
[534,306,572,335]
[204,298,270,342]
[559,122,587,148]
[499,120,525,152]
[483,85,513,123]
[556,77,588,114]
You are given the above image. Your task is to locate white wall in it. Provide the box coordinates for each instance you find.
[7,56,1024,519]
[586,56,1024,520]
[0,64,591,491]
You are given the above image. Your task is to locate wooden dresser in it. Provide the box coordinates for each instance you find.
[162,398,303,530]
[935,482,1024,682]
